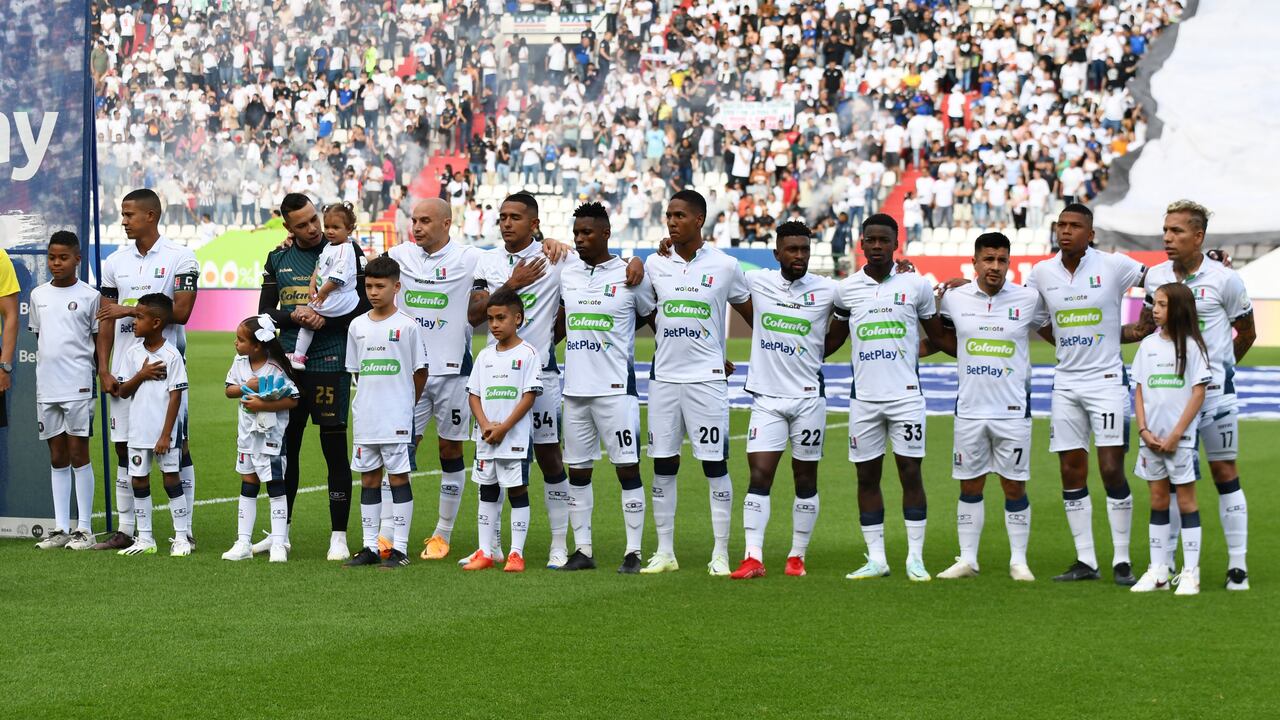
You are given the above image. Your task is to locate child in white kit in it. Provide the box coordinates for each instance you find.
[288,202,361,369]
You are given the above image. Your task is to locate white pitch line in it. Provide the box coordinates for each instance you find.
[91,415,852,518]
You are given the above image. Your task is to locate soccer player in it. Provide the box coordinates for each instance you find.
[114,294,190,557]
[930,233,1047,581]
[641,189,753,576]
[1143,200,1255,590]
[730,221,837,580]
[555,202,655,573]
[468,192,641,568]
[824,213,948,582]
[342,257,428,569]
[93,189,200,551]
[30,232,100,550]
[463,289,544,573]
[1026,203,1149,584]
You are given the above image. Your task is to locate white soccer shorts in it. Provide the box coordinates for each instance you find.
[647,379,729,462]
[1135,446,1198,485]
[747,395,827,461]
[235,452,287,482]
[351,442,412,474]
[1048,382,1129,452]
[564,394,642,466]
[128,446,181,475]
[37,399,94,441]
[952,416,1032,481]
[413,374,472,442]
[531,369,563,446]
[847,395,927,462]
[1197,394,1239,462]
[472,457,528,488]
[108,395,130,443]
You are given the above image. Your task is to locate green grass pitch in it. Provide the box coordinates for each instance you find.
[2,333,1277,718]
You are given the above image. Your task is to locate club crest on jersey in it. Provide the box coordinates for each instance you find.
[700,274,714,288]
[1195,287,1208,299]
[154,267,167,278]
[604,284,618,297]
[67,301,78,311]
[893,292,907,305]
[511,358,523,370]
[803,292,816,306]
[1008,307,1020,320]
[388,329,401,342]
[1088,275,1102,288]
[435,268,447,280]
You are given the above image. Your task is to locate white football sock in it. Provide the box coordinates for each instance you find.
[392,497,413,554]
[621,486,645,555]
[477,500,499,557]
[269,495,288,547]
[434,469,466,541]
[789,493,818,558]
[1219,487,1248,570]
[134,490,153,542]
[510,504,530,557]
[1005,502,1031,567]
[904,518,927,564]
[544,477,569,554]
[169,488,191,536]
[862,523,887,565]
[72,464,94,532]
[179,464,196,530]
[957,496,984,567]
[708,473,732,556]
[51,466,72,532]
[237,495,256,544]
[652,473,677,555]
[567,482,594,556]
[1167,500,1181,568]
[1148,519,1168,571]
[1181,521,1202,572]
[1064,492,1097,569]
[360,497,380,552]
[493,487,505,555]
[379,474,394,540]
[1105,491,1133,566]
[116,467,135,534]
[294,326,315,356]
[742,491,770,560]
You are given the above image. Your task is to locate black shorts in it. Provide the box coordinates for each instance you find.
[297,372,351,426]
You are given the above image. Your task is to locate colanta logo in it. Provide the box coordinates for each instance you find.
[662,299,712,319]
[1055,308,1102,327]
[485,385,519,400]
[965,338,1016,357]
[762,313,811,336]
[856,321,907,340]
[404,290,448,309]
[520,293,537,309]
[568,313,615,331]
[360,359,402,375]
[1146,374,1186,389]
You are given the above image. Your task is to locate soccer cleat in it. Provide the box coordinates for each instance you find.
[377,535,394,560]
[170,537,193,557]
[327,533,350,561]
[286,352,307,370]
[707,554,732,576]
[1131,565,1171,593]
[458,548,485,566]
[251,532,274,556]
[462,551,494,571]
[343,547,381,568]
[639,552,680,574]
[560,550,597,571]
[784,556,807,577]
[937,558,979,579]
[617,552,642,574]
[1225,568,1250,591]
[906,559,932,582]
[730,557,766,580]
[1173,567,1200,596]
[1112,561,1138,587]
[846,555,890,580]
[221,541,254,561]
[380,549,410,569]
[1009,563,1036,582]
[420,535,450,560]
[65,529,95,550]
[546,548,569,570]
[269,544,288,563]
[92,530,133,551]
[35,530,72,549]
[1052,561,1101,582]
[187,534,197,552]
[118,538,157,556]
[504,551,525,573]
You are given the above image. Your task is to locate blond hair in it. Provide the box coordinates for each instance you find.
[1166,199,1211,233]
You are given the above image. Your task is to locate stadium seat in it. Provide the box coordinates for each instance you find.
[919,227,935,244]
[924,241,943,255]
[948,227,969,246]
[906,240,924,255]
[1015,227,1034,246]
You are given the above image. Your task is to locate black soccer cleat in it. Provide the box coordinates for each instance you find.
[560,549,597,571]
[343,547,381,568]
[1052,560,1101,582]
[1112,562,1137,586]
[617,552,642,574]
[1225,567,1250,591]
[380,549,411,570]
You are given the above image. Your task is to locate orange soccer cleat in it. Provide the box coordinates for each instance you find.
[504,551,526,573]
[462,550,494,571]
[377,535,394,560]
[420,535,450,560]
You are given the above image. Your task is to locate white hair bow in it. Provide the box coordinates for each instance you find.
[255,314,277,343]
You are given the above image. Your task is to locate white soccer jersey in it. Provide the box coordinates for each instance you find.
[940,282,1047,419]
[1026,247,1145,385]
[345,311,428,444]
[833,266,935,402]
[1144,256,1252,398]
[225,356,298,455]
[467,341,544,459]
[314,241,359,315]
[119,341,188,448]
[560,255,655,398]
[28,281,100,402]
[473,240,567,371]
[744,269,837,398]
[99,237,199,375]
[390,239,482,377]
[1133,332,1212,448]
[646,245,750,383]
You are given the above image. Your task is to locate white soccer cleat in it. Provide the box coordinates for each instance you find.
[1009,563,1036,582]
[65,529,95,551]
[170,537,193,557]
[35,530,72,549]
[546,548,568,570]
[1173,567,1200,596]
[327,532,350,561]
[118,538,158,556]
[639,552,680,574]
[846,555,890,580]
[905,559,932,582]
[269,544,288,563]
[251,533,273,555]
[221,541,253,561]
[707,553,731,576]
[937,558,979,579]
[1130,565,1171,593]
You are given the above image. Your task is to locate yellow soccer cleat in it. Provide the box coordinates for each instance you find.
[420,535,450,560]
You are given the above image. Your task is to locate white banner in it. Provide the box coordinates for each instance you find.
[713,101,795,132]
